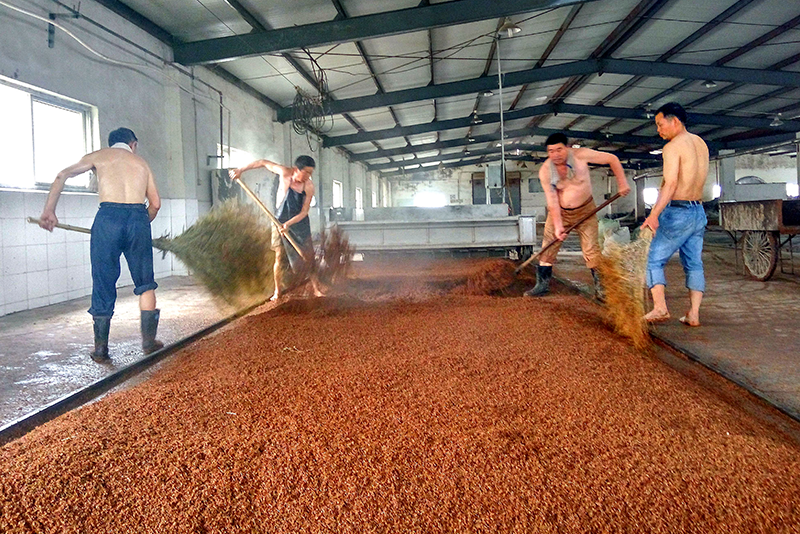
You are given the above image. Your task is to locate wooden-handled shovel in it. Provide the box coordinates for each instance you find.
[27,217,92,235]
[515,192,622,274]
[232,177,309,262]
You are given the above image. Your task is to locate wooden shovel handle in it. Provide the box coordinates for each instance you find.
[515,192,622,274]
[232,178,308,261]
[27,217,91,235]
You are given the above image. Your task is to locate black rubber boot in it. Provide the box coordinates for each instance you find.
[524,265,552,297]
[91,316,111,363]
[141,309,164,355]
[591,268,605,303]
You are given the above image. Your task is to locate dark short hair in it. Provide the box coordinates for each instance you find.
[545,133,569,148]
[108,128,137,146]
[656,102,687,125]
[294,155,316,170]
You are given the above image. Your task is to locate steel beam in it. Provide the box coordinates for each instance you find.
[279,59,800,121]
[92,0,173,44]
[593,0,756,108]
[279,60,599,120]
[369,144,541,171]
[349,121,666,162]
[378,150,661,178]
[326,102,800,148]
[718,132,800,152]
[174,0,597,65]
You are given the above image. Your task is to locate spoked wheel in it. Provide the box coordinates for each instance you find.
[742,230,779,281]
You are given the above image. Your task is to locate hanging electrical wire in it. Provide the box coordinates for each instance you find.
[291,49,334,147]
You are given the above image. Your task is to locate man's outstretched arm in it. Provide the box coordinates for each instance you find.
[39,155,95,231]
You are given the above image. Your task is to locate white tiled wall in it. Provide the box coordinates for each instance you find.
[0,189,199,317]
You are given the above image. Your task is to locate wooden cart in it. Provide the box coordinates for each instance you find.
[721,199,800,280]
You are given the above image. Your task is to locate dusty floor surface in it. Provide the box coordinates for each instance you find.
[0,276,228,427]
[1,258,799,533]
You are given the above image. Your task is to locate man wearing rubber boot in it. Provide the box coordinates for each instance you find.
[525,133,630,300]
[39,128,164,362]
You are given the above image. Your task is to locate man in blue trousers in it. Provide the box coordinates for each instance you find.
[39,127,164,362]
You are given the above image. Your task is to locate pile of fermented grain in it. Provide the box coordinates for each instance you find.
[2,259,799,532]
[457,258,518,295]
[341,258,536,301]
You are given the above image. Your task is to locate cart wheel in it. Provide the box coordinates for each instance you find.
[742,230,778,281]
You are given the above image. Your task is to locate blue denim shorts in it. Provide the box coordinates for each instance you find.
[646,204,707,292]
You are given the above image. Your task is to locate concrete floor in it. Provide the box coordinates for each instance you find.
[1,231,799,431]
[556,231,800,421]
[0,277,229,427]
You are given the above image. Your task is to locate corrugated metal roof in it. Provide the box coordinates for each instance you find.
[115,0,800,175]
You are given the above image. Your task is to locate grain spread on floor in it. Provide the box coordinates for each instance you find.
[2,259,798,533]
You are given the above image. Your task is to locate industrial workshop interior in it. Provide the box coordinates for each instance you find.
[2,0,800,531]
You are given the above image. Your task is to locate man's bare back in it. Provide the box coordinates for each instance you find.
[90,147,153,204]
[664,131,709,201]
[39,140,160,232]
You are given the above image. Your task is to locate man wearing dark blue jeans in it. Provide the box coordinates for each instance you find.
[39,127,164,362]
[642,103,710,327]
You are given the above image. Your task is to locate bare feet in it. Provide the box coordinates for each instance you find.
[644,309,671,323]
[311,281,326,298]
[679,314,701,327]
[269,293,280,302]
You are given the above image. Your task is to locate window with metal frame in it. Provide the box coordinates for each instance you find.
[0,78,94,190]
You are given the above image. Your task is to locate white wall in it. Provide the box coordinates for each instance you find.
[390,173,465,207]
[0,0,373,316]
[684,152,798,202]
[735,153,798,186]
[388,161,636,220]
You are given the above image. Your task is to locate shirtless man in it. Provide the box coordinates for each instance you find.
[39,127,164,362]
[642,102,709,327]
[230,155,324,300]
[525,132,630,299]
